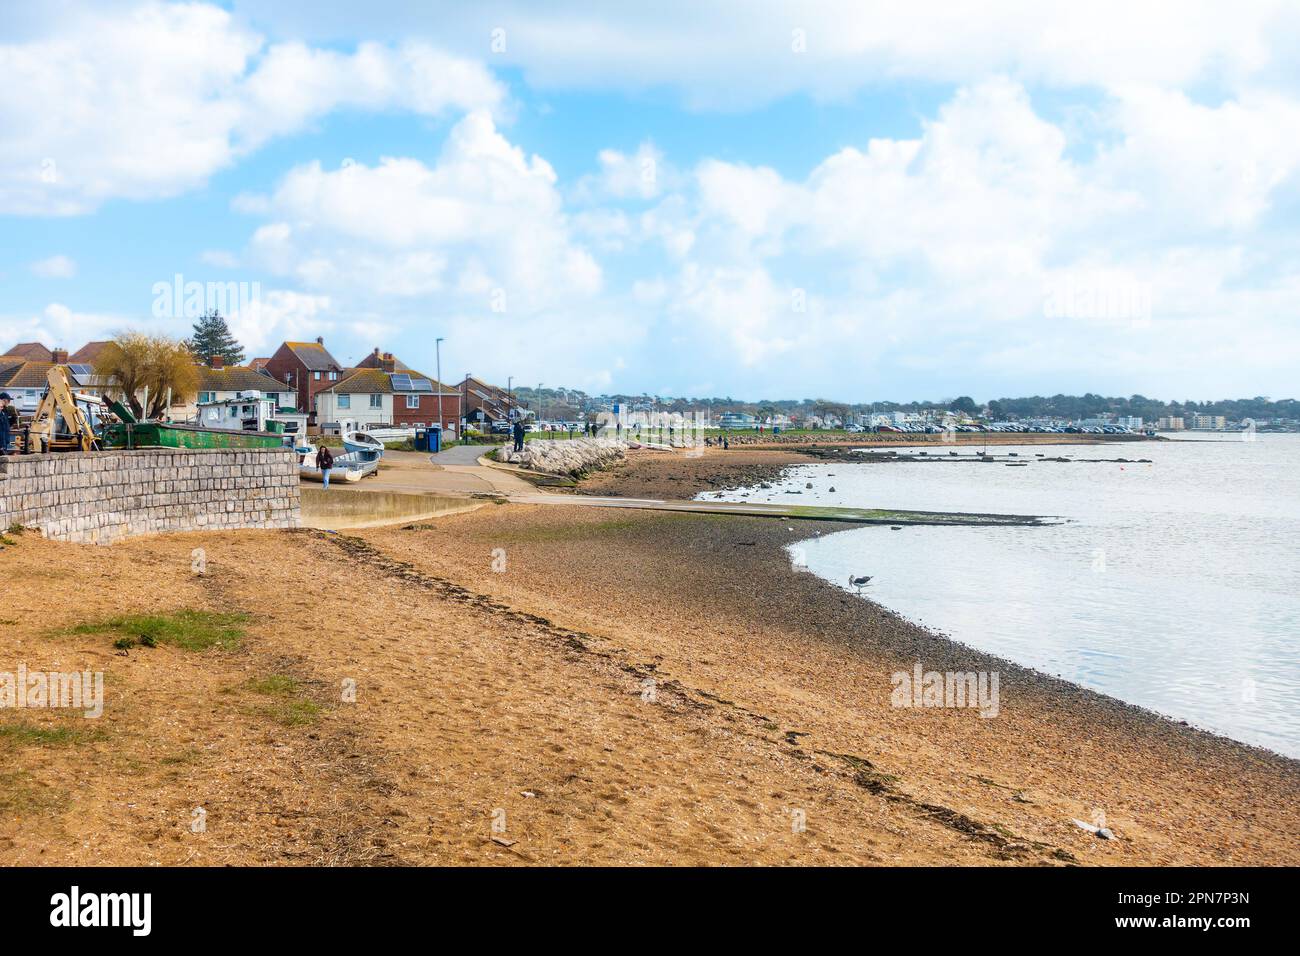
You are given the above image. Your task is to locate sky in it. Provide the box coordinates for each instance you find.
[2,0,1299,402]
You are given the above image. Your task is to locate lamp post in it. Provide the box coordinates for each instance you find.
[435,337,444,442]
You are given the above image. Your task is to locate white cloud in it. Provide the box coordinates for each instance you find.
[232,0,1300,109]
[29,255,77,278]
[244,111,601,311]
[0,1,504,214]
[226,289,332,355]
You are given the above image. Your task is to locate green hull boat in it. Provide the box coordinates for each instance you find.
[105,422,286,450]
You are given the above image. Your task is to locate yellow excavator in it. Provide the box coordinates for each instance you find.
[23,366,105,453]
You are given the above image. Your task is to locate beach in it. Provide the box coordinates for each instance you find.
[2,446,1297,866]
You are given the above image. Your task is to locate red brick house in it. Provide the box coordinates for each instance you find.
[316,353,460,435]
[263,338,345,422]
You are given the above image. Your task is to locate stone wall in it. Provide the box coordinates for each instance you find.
[0,448,301,545]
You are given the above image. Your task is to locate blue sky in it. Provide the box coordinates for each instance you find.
[3,1,1299,401]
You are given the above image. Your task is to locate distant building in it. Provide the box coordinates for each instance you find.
[718,411,757,429]
[459,376,520,426]
[1157,416,1186,430]
[1190,414,1226,430]
[1116,416,1143,429]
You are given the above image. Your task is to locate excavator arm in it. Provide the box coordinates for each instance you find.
[26,366,103,453]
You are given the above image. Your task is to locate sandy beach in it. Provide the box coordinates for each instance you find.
[2,445,1296,866]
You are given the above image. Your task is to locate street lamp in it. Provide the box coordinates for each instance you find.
[435,337,444,442]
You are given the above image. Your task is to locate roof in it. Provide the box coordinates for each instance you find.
[326,368,457,396]
[249,357,270,370]
[280,341,342,371]
[69,341,111,363]
[3,342,54,361]
[196,366,285,393]
[0,360,56,390]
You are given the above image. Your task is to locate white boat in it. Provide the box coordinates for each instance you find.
[291,440,372,483]
[342,430,385,459]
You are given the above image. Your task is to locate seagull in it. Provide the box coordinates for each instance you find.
[848,574,873,591]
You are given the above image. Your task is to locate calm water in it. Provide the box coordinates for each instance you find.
[708,434,1300,757]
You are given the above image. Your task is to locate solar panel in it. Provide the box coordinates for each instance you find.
[390,373,412,390]
[411,378,432,391]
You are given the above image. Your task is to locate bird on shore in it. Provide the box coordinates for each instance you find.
[848,574,873,591]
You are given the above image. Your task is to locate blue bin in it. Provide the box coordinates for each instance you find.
[429,426,441,453]
[414,428,429,451]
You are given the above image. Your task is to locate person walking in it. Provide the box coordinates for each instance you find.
[512,419,525,453]
[316,442,334,489]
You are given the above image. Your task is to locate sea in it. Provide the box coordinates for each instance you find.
[707,433,1300,757]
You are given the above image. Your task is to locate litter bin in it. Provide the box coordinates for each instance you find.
[414,428,429,451]
[428,425,441,453]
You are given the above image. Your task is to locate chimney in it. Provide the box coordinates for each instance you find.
[380,352,396,373]
[372,347,381,358]
[316,336,324,345]
[210,355,224,370]
[52,348,68,364]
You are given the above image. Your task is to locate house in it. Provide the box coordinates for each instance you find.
[317,357,461,435]
[180,355,290,420]
[263,338,345,423]
[1,342,54,362]
[458,375,519,427]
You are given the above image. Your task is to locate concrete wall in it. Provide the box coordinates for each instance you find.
[0,448,300,545]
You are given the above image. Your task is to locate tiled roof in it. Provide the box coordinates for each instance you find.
[69,341,112,363]
[283,341,342,371]
[196,366,285,393]
[3,342,54,361]
[327,368,457,395]
[0,360,55,390]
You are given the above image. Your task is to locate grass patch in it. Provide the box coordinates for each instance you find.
[65,610,250,651]
[245,674,322,727]
[0,770,65,817]
[0,721,105,747]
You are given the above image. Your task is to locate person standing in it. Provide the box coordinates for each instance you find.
[0,393,14,453]
[316,442,334,489]
[512,419,525,453]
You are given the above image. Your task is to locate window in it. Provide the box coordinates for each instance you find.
[314,371,321,381]
[369,394,382,409]
[329,371,339,380]
[338,394,351,410]
[198,392,215,404]
[406,395,420,409]
[265,393,278,406]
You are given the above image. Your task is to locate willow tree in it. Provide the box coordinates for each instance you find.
[93,332,199,420]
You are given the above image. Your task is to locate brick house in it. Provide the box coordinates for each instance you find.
[316,354,460,435]
[262,338,345,423]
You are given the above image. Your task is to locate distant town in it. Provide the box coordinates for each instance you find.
[3,314,1296,441]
